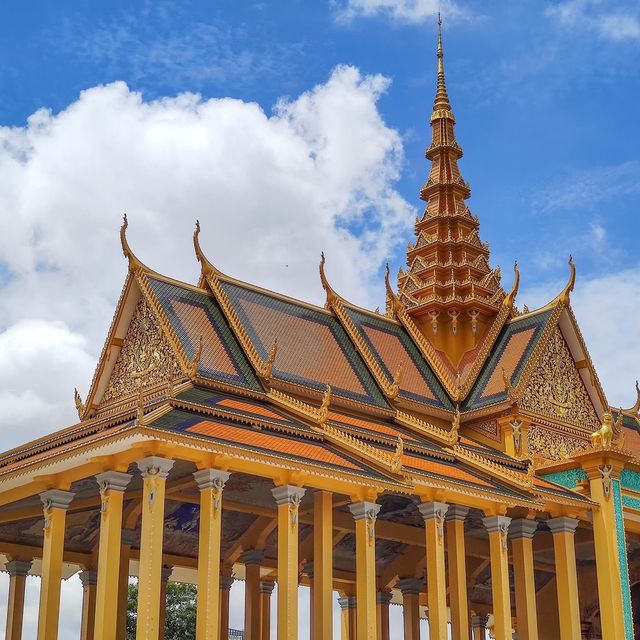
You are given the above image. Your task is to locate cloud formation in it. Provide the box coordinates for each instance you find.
[334,0,468,24]
[0,66,414,450]
[547,0,640,41]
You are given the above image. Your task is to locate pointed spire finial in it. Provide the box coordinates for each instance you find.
[120,214,149,273]
[433,12,451,113]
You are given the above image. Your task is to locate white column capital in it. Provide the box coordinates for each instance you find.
[337,596,350,611]
[509,518,539,540]
[547,516,579,535]
[260,580,275,595]
[239,549,264,566]
[271,484,306,506]
[349,501,381,521]
[482,514,512,534]
[418,501,449,521]
[79,569,98,587]
[192,468,230,490]
[136,456,174,478]
[5,559,32,577]
[39,489,74,510]
[445,504,469,522]
[95,470,132,493]
[396,577,423,596]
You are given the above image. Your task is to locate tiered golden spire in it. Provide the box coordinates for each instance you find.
[396,16,505,363]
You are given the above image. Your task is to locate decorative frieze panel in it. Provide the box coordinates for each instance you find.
[528,424,585,461]
[101,297,182,404]
[467,419,499,441]
[520,327,599,432]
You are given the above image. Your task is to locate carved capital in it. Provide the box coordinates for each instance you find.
[547,516,579,535]
[509,518,538,540]
[136,456,174,479]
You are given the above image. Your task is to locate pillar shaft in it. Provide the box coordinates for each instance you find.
[94,471,132,640]
[194,468,230,640]
[397,578,421,640]
[348,598,357,640]
[418,502,449,640]
[482,515,512,640]
[548,517,581,640]
[376,591,391,640]
[158,566,172,638]
[446,506,469,640]
[5,560,32,640]
[116,530,136,640]
[313,491,333,640]
[338,597,350,640]
[471,614,487,640]
[272,485,306,640]
[135,456,174,640]
[80,570,98,640]
[219,575,234,640]
[510,519,539,640]
[260,581,275,640]
[242,550,264,640]
[349,502,380,640]
[37,489,75,640]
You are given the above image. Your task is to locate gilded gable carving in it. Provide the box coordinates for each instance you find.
[101,297,182,404]
[528,424,586,461]
[519,327,599,432]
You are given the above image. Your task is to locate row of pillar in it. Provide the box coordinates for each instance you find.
[1,453,585,640]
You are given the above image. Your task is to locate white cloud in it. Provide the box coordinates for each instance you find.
[522,266,640,408]
[547,0,640,41]
[333,0,468,24]
[0,67,413,448]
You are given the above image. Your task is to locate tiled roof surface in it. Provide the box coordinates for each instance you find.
[342,306,454,411]
[220,281,389,409]
[146,277,261,392]
[176,387,309,431]
[151,409,388,478]
[463,309,554,411]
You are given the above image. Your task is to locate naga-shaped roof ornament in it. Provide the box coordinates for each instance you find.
[257,338,278,381]
[319,252,345,308]
[621,381,640,419]
[120,214,151,273]
[385,263,405,318]
[503,261,520,308]
[193,220,225,280]
[553,256,576,306]
[74,388,85,420]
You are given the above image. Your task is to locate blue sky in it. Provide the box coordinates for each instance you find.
[0,2,639,637]
[2,0,639,287]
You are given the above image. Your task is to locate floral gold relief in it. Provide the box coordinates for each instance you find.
[101,297,182,404]
[520,327,599,431]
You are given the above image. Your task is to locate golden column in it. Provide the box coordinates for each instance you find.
[349,501,380,640]
[547,517,581,640]
[260,580,275,640]
[470,613,487,640]
[396,578,422,640]
[445,505,469,640]
[193,468,230,640]
[37,488,75,640]
[509,518,539,640]
[375,591,391,640]
[482,515,512,640]
[219,573,235,640]
[241,549,264,639]
[347,597,357,639]
[418,501,449,640]
[116,529,136,640]
[338,596,351,640]
[4,559,32,640]
[135,456,174,640]
[158,566,173,638]
[94,470,132,640]
[79,570,98,640]
[313,490,333,640]
[272,484,306,640]
[576,448,631,639]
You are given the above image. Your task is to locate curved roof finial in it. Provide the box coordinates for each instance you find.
[193,220,223,279]
[385,263,405,318]
[120,214,149,273]
[557,255,576,305]
[503,261,520,308]
[622,380,640,417]
[319,252,342,308]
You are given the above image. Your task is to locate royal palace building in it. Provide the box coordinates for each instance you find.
[1,19,639,640]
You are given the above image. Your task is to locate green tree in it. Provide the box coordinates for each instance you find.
[126,580,197,640]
